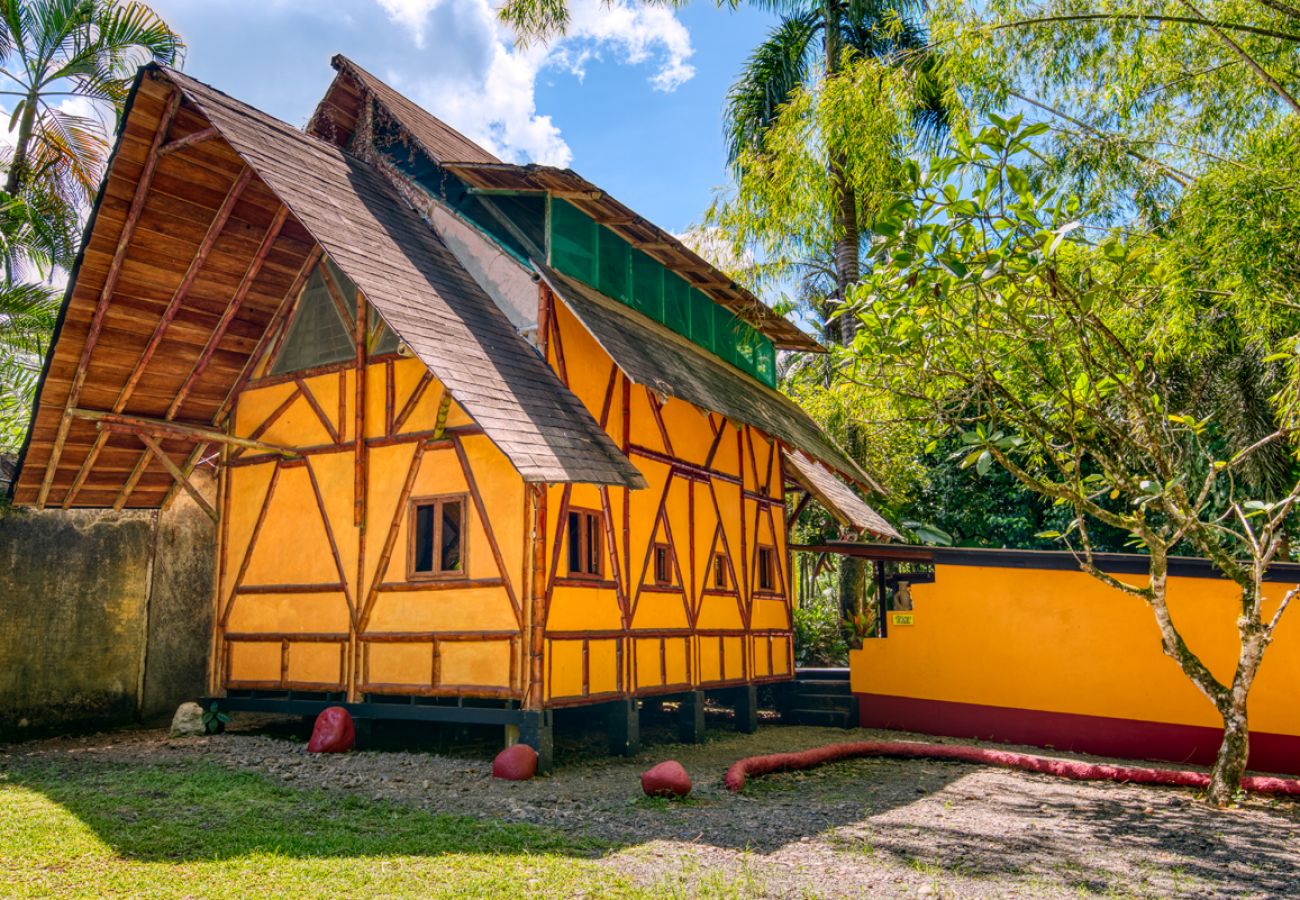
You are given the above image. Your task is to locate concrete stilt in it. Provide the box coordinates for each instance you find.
[678,690,706,743]
[607,697,641,756]
[734,684,759,733]
[520,710,553,774]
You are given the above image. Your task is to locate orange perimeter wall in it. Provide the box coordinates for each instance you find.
[850,564,1300,774]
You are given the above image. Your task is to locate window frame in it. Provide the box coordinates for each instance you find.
[756,544,778,593]
[652,542,675,587]
[709,552,730,591]
[407,493,469,581]
[566,507,605,579]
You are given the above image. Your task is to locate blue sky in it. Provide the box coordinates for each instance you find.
[146,0,780,234]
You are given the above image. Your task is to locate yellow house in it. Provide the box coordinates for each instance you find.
[11,59,895,766]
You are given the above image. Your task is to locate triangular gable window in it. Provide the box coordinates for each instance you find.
[270,260,356,375]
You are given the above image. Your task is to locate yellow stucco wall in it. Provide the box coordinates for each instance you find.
[850,564,1300,737]
[541,299,793,704]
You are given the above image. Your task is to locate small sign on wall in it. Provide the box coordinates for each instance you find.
[890,612,915,627]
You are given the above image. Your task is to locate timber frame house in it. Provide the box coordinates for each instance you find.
[10,58,897,765]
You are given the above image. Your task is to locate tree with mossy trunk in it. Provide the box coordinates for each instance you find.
[859,116,1300,805]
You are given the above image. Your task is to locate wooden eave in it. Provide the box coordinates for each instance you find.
[446,161,822,353]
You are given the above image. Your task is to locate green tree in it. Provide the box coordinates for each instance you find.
[858,116,1300,804]
[0,0,183,208]
[0,0,182,451]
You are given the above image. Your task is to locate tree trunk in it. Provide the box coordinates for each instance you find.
[1208,698,1250,805]
[4,89,41,197]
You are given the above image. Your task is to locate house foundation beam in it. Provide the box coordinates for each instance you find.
[520,709,553,774]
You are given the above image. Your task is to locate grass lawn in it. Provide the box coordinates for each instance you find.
[0,758,631,898]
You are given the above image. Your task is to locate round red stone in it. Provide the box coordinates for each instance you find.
[642,760,691,798]
[493,743,538,781]
[307,706,355,753]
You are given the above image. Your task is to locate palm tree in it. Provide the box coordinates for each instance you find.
[0,0,183,209]
[725,0,947,628]
[725,0,945,327]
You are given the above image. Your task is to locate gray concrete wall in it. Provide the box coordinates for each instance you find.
[0,473,215,740]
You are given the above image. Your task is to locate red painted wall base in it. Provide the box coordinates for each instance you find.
[857,693,1300,777]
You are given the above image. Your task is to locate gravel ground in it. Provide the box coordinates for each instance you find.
[4,708,1299,898]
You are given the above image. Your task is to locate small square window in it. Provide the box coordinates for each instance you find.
[410,496,466,579]
[757,546,776,592]
[653,543,674,586]
[711,553,729,590]
[567,508,604,578]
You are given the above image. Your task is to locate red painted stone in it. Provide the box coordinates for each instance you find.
[307,706,355,753]
[493,743,538,781]
[642,760,691,798]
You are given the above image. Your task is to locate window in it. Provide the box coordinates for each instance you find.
[409,496,465,579]
[567,509,603,578]
[757,546,776,592]
[653,543,674,586]
[710,553,729,591]
[270,261,357,375]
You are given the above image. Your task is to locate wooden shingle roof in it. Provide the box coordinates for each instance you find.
[163,68,643,488]
[310,57,820,353]
[308,55,500,165]
[783,449,899,540]
[541,268,882,493]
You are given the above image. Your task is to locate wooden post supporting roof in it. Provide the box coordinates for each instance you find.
[36,88,182,508]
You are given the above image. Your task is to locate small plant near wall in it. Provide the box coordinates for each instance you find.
[793,598,849,666]
[202,702,230,735]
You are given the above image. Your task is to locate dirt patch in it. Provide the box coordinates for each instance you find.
[4,710,1299,898]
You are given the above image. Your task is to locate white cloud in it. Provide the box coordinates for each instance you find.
[371,0,695,166]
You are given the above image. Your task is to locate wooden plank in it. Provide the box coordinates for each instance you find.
[36,88,182,507]
[112,167,253,414]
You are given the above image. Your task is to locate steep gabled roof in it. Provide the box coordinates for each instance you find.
[12,64,643,507]
[149,68,643,489]
[314,55,820,354]
[541,268,882,493]
[309,55,500,165]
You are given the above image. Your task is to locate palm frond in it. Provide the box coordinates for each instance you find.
[724,10,821,167]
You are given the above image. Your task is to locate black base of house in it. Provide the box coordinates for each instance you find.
[204,685,770,773]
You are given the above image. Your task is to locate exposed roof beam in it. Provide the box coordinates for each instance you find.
[73,408,300,457]
[62,166,254,508]
[130,428,218,522]
[158,126,218,156]
[36,88,182,508]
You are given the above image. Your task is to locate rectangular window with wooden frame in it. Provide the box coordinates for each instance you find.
[653,543,675,586]
[567,508,604,578]
[756,545,777,593]
[710,552,730,591]
[409,495,466,579]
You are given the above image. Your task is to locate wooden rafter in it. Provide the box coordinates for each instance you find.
[158,126,218,156]
[169,205,290,420]
[215,246,323,425]
[37,88,182,508]
[62,165,254,508]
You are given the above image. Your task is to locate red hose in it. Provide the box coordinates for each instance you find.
[723,740,1300,796]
